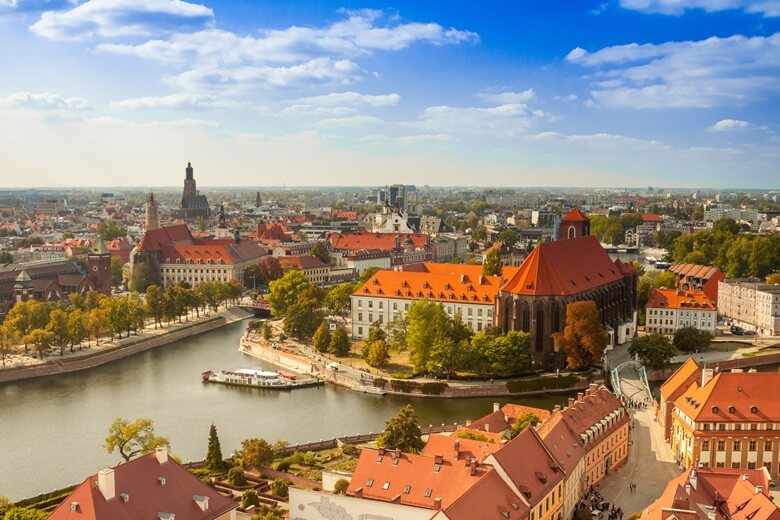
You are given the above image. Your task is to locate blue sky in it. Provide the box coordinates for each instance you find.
[0,0,778,188]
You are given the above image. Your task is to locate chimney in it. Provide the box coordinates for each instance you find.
[554,404,562,412]
[701,368,714,387]
[493,402,500,413]
[193,495,210,511]
[748,368,757,373]
[731,368,743,373]
[685,484,691,495]
[484,424,490,432]
[97,468,115,501]
[354,487,363,497]
[155,446,169,464]
[589,383,598,393]
[577,392,584,401]
[454,439,460,460]
[568,397,575,407]
[470,459,477,476]
[689,470,698,490]
[755,486,764,495]
[743,474,750,481]
[434,497,442,510]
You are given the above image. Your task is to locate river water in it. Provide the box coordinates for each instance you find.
[0,319,572,501]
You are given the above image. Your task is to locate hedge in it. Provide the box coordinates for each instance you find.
[420,382,447,395]
[506,375,581,393]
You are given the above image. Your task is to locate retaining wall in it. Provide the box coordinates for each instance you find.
[0,317,227,384]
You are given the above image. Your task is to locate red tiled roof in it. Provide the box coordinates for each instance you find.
[536,411,586,476]
[562,208,589,222]
[486,428,564,506]
[501,404,552,423]
[422,434,502,462]
[48,450,236,520]
[278,255,328,270]
[347,448,487,510]
[674,371,780,422]
[500,236,625,296]
[659,358,701,404]
[138,224,265,266]
[647,288,714,310]
[442,470,528,520]
[642,214,663,223]
[559,386,626,439]
[328,232,428,251]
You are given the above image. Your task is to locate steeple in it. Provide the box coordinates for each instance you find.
[145,192,160,230]
[183,162,197,198]
[215,203,230,239]
[255,191,261,208]
[186,162,194,180]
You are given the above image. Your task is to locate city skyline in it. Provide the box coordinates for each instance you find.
[1,0,779,188]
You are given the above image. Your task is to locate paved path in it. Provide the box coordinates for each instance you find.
[596,367,680,514]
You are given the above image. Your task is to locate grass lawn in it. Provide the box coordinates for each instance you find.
[708,341,754,352]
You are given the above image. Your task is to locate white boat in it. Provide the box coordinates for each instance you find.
[645,256,658,264]
[201,369,321,389]
[352,384,387,395]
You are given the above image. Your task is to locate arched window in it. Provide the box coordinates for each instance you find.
[535,308,545,352]
[568,226,576,239]
[521,304,531,332]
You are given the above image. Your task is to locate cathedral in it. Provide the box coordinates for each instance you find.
[179,162,210,220]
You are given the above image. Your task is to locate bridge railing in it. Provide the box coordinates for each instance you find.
[612,360,653,400]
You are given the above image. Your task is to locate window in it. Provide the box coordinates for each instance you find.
[382,481,390,490]
[718,424,726,431]
[732,462,741,469]
[717,441,725,451]
[703,424,710,430]
[749,441,756,451]
[765,441,772,451]
[368,301,373,308]
[748,462,756,469]
[366,479,374,487]
[424,488,432,498]
[403,485,411,494]
[358,313,363,321]
[733,441,741,451]
[702,440,710,451]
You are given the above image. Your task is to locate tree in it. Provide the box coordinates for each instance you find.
[241,489,260,508]
[325,282,357,316]
[358,267,381,284]
[0,251,13,264]
[482,248,503,276]
[258,256,284,284]
[105,417,169,462]
[66,308,87,352]
[0,323,19,366]
[310,242,330,264]
[129,262,150,292]
[97,219,127,241]
[365,339,390,367]
[553,301,607,370]
[673,327,713,353]
[268,269,312,316]
[6,301,35,353]
[283,299,324,341]
[469,329,532,377]
[110,257,124,289]
[2,508,48,520]
[261,321,273,340]
[629,334,677,368]
[767,272,780,285]
[205,423,227,471]
[405,300,450,373]
[87,307,106,345]
[496,229,519,247]
[228,467,247,486]
[510,412,541,438]
[270,478,289,498]
[333,479,349,495]
[0,497,10,517]
[24,329,54,360]
[377,405,425,453]
[47,309,70,356]
[312,322,331,353]
[330,327,351,356]
[240,438,274,470]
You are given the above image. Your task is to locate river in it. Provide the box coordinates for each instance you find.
[0,319,572,501]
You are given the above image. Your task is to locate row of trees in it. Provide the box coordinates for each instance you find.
[669,218,780,279]
[0,280,242,363]
[590,214,644,245]
[628,327,713,368]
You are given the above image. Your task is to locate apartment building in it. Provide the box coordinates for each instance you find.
[718,279,780,336]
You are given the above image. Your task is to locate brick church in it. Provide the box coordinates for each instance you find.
[496,208,638,367]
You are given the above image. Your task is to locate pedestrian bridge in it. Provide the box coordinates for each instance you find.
[610,360,652,401]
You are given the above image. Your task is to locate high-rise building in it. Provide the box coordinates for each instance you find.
[179,162,210,220]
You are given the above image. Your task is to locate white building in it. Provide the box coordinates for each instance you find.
[718,280,780,336]
[343,249,392,276]
[645,288,717,335]
[350,263,517,339]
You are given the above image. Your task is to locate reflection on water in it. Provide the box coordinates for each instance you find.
[0,319,571,500]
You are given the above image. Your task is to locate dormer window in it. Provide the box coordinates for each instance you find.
[366,478,374,487]
[712,406,719,413]
[403,485,411,494]
[424,488,432,498]
[750,406,758,414]
[382,481,390,490]
[728,406,736,413]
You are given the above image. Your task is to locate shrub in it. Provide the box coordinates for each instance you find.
[506,375,580,393]
[270,478,289,498]
[390,372,413,379]
[390,380,417,393]
[341,444,359,457]
[227,467,247,486]
[241,489,260,508]
[275,459,291,472]
[303,451,318,466]
[289,451,305,465]
[372,377,387,389]
[278,333,287,341]
[455,430,493,442]
[420,382,447,395]
[247,320,261,331]
[333,479,349,495]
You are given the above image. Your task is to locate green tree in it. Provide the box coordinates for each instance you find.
[0,251,13,264]
[261,321,273,340]
[258,256,284,284]
[333,479,349,495]
[330,327,351,356]
[105,417,169,462]
[469,329,532,377]
[240,438,274,470]
[3,508,48,520]
[66,308,87,352]
[510,412,541,438]
[312,322,331,353]
[47,309,70,356]
[97,219,127,240]
[405,300,451,373]
[377,404,425,454]
[690,205,704,220]
[129,262,150,292]
[110,257,124,288]
[358,267,381,283]
[365,339,390,367]
[228,467,247,486]
[629,334,678,368]
[268,269,312,316]
[672,327,713,353]
[0,323,19,366]
[270,478,289,498]
[283,300,324,340]
[24,329,54,360]
[496,228,519,247]
[205,423,227,471]
[325,282,357,316]
[481,248,503,276]
[310,242,330,264]
[242,489,260,508]
[553,301,607,370]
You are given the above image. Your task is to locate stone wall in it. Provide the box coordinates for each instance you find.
[0,317,227,384]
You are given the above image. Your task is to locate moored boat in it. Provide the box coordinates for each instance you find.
[352,384,387,396]
[201,368,321,389]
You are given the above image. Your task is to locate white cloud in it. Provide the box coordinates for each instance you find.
[1,91,91,112]
[317,115,384,127]
[709,118,751,131]
[566,32,780,109]
[619,0,780,17]
[476,89,535,104]
[398,134,449,143]
[30,0,214,41]
[412,103,548,137]
[110,93,227,110]
[291,91,400,107]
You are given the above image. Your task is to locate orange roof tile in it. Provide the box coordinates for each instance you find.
[500,236,625,296]
[442,470,529,520]
[647,288,714,310]
[536,411,586,476]
[422,434,502,462]
[674,371,780,422]
[328,231,428,251]
[659,358,701,404]
[562,208,589,222]
[501,404,552,422]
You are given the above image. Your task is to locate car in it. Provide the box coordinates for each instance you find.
[592,510,604,519]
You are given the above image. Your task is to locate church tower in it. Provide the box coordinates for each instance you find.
[183,162,196,198]
[87,240,112,295]
[255,191,262,208]
[215,204,230,239]
[558,207,590,240]
[145,192,159,230]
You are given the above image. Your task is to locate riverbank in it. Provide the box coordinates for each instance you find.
[240,333,591,399]
[0,307,253,384]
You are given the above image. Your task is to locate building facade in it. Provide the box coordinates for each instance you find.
[278,256,330,285]
[179,162,211,220]
[645,288,717,335]
[718,280,780,336]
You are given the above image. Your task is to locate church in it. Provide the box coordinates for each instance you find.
[495,209,638,367]
[179,162,210,220]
